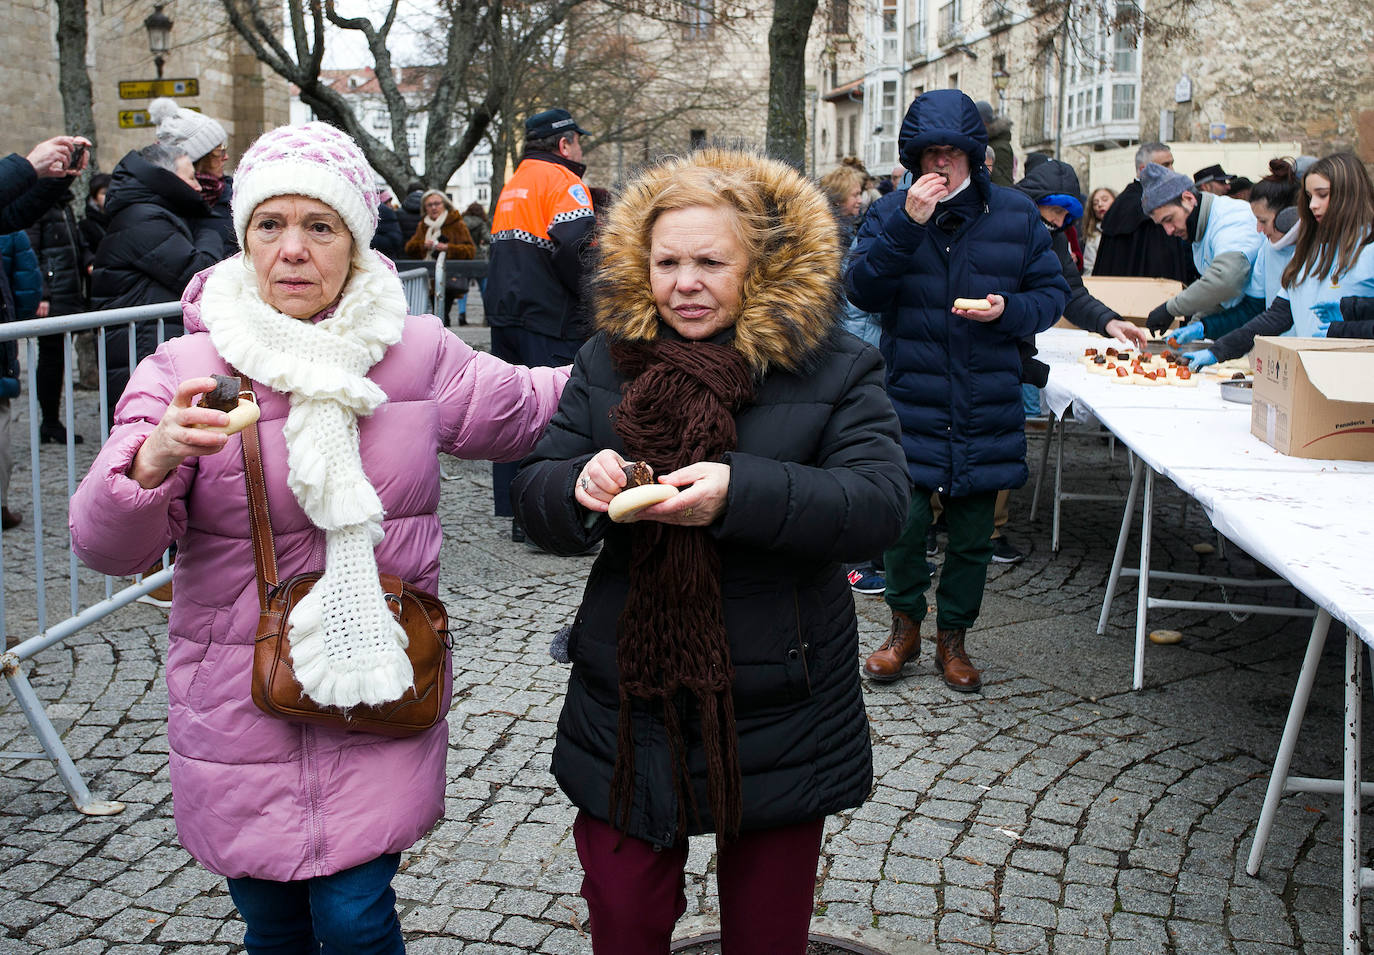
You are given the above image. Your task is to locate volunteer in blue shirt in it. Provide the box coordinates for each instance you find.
[1139,162,1265,340]
[1188,152,1374,367]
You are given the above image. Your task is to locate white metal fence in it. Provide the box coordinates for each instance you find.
[0,268,430,815]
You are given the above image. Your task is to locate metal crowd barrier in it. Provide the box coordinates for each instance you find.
[391,255,488,325]
[0,268,430,815]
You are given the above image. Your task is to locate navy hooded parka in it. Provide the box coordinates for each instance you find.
[845,90,1068,497]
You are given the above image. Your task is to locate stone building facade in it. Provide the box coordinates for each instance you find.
[811,0,1373,190]
[0,0,287,176]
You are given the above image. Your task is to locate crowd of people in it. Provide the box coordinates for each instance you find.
[0,84,1365,954]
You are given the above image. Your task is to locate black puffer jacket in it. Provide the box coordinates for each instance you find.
[91,149,224,310]
[91,150,225,411]
[512,150,909,848]
[26,196,92,315]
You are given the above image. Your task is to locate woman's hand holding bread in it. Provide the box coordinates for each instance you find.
[576,451,729,526]
[128,377,234,489]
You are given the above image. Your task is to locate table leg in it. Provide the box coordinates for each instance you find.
[1052,412,1067,552]
[1098,452,1143,636]
[1028,413,1057,523]
[1133,467,1155,691]
[1344,628,1363,955]
[1246,609,1331,876]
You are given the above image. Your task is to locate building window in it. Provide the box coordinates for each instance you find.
[683,0,714,38]
[937,0,962,45]
[948,71,959,89]
[829,0,850,34]
[1112,83,1136,120]
[882,0,898,31]
[690,128,707,149]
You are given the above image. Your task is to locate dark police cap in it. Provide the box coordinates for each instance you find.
[1193,163,1233,186]
[525,108,589,141]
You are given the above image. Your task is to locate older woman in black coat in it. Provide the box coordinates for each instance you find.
[512,148,908,953]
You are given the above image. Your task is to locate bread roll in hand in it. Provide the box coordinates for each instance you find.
[608,461,679,522]
[953,297,993,311]
[195,374,260,435]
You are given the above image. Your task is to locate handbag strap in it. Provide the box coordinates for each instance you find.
[238,377,279,608]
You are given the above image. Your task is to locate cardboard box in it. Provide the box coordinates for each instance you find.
[1053,276,1185,329]
[1250,336,1374,461]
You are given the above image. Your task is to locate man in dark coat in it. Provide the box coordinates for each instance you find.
[485,108,597,539]
[394,182,425,249]
[846,89,1068,692]
[26,192,93,443]
[1092,142,1197,282]
[976,100,1015,187]
[91,143,225,412]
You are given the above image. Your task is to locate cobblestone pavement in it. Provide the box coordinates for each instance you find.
[0,319,1366,953]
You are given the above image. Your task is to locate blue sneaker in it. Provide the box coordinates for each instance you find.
[847,567,886,595]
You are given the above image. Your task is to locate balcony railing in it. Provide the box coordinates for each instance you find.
[905,20,927,62]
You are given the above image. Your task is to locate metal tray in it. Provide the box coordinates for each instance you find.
[1143,338,1210,356]
[1219,379,1253,404]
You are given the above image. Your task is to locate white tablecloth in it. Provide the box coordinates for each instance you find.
[1036,327,1374,644]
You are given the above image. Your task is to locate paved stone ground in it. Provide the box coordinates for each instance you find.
[0,314,1367,953]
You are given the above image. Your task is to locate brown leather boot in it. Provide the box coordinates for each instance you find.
[935,628,982,692]
[863,611,921,682]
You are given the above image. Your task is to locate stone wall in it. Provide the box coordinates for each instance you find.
[1138,0,1373,163]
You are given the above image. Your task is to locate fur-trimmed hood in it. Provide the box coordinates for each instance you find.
[592,148,843,376]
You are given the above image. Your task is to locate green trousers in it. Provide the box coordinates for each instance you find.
[884,489,998,631]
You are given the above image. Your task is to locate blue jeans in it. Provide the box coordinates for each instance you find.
[227,853,404,955]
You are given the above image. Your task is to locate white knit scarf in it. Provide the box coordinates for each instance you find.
[422,212,447,259]
[200,251,414,709]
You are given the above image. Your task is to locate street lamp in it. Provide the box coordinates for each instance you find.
[992,67,1011,111]
[144,3,173,80]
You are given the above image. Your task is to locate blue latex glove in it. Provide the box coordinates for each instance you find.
[1170,321,1206,344]
[1186,349,1217,370]
[1312,300,1341,338]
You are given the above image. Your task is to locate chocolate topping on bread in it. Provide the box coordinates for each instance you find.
[203,375,242,414]
[622,461,655,488]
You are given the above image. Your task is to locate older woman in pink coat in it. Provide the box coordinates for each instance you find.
[69,123,567,954]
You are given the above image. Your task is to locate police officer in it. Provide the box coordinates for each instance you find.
[484,108,596,539]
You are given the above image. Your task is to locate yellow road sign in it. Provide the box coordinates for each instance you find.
[118,78,199,99]
[119,106,199,129]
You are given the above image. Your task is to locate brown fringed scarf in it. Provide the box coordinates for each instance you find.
[607,337,756,844]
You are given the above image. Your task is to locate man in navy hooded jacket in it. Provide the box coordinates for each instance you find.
[846,90,1068,692]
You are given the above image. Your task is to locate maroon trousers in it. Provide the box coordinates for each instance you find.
[573,810,826,954]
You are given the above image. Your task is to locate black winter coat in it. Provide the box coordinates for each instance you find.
[1092,179,1197,282]
[202,175,237,254]
[0,153,71,235]
[512,327,908,847]
[371,204,405,261]
[1329,295,1374,340]
[396,190,424,250]
[91,150,225,410]
[91,150,224,311]
[26,199,91,315]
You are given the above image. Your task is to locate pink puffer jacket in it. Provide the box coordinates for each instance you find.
[70,266,567,881]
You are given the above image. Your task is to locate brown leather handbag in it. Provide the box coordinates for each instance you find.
[241,396,452,738]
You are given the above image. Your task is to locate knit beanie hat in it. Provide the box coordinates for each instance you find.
[149,98,227,163]
[1139,161,1195,214]
[975,100,996,124]
[231,122,379,251]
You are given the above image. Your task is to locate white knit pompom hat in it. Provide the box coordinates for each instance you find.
[231,122,380,252]
[150,97,227,164]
